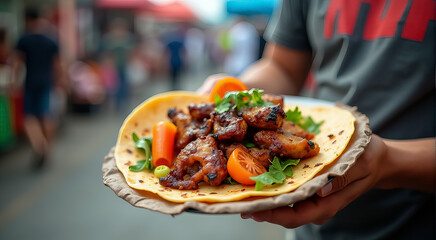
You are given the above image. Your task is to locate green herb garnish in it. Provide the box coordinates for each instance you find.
[223,176,240,185]
[129,133,154,172]
[250,157,300,191]
[285,106,324,134]
[214,89,273,113]
[244,142,256,148]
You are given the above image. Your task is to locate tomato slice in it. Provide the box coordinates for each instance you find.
[227,148,267,185]
[208,77,248,102]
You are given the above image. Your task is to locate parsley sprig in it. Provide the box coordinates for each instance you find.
[214,89,273,113]
[129,133,154,172]
[285,107,324,134]
[250,157,300,191]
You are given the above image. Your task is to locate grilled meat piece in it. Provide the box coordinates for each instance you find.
[282,121,315,140]
[240,104,286,130]
[220,142,272,168]
[188,103,215,120]
[168,108,213,151]
[168,108,194,151]
[262,94,284,107]
[159,136,228,190]
[212,111,248,141]
[253,130,320,159]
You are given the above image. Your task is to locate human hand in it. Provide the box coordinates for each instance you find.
[196,73,230,95]
[241,135,388,228]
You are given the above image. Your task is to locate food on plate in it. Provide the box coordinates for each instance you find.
[114,91,356,203]
[253,130,320,159]
[159,90,320,191]
[159,136,228,190]
[227,147,267,185]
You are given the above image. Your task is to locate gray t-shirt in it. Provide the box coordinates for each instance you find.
[266,0,435,239]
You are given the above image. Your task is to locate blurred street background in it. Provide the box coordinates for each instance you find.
[0,0,296,239]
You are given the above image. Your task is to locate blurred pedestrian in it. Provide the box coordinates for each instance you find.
[185,26,206,75]
[164,26,185,90]
[11,7,63,168]
[100,18,134,111]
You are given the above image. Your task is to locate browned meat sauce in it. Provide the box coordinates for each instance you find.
[240,104,286,130]
[253,130,320,159]
[159,136,228,190]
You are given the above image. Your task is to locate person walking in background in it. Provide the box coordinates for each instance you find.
[164,26,186,90]
[11,7,64,168]
[100,18,134,111]
[184,26,206,76]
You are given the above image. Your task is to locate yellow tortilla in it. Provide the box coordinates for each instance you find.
[115,91,355,203]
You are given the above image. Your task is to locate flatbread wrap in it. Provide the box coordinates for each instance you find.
[113,91,357,203]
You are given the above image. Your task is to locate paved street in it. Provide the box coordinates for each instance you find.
[0,70,293,240]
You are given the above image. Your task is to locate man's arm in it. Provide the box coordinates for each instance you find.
[239,42,312,95]
[377,138,435,193]
[197,42,312,96]
[52,55,69,92]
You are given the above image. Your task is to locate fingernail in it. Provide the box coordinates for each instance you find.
[320,182,332,197]
[327,176,335,184]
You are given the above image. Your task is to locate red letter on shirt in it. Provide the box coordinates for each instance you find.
[363,0,408,40]
[324,0,362,38]
[401,0,436,41]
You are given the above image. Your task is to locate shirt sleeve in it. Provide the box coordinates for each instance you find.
[264,0,311,51]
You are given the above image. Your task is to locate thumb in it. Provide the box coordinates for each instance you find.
[317,174,351,197]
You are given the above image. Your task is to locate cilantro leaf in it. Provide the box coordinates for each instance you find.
[285,107,324,134]
[250,157,300,191]
[214,89,273,113]
[251,172,278,191]
[281,159,300,177]
[285,107,303,123]
[130,133,154,172]
[302,116,324,134]
[129,160,146,172]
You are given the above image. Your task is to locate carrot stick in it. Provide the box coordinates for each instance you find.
[152,121,177,167]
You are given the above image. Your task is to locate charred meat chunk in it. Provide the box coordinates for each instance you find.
[168,107,213,151]
[168,108,195,151]
[253,130,320,159]
[240,104,286,130]
[159,136,228,190]
[220,142,272,168]
[282,121,315,140]
[188,103,215,120]
[213,111,247,142]
[262,94,284,107]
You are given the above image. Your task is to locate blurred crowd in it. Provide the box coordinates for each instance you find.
[0,2,270,168]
